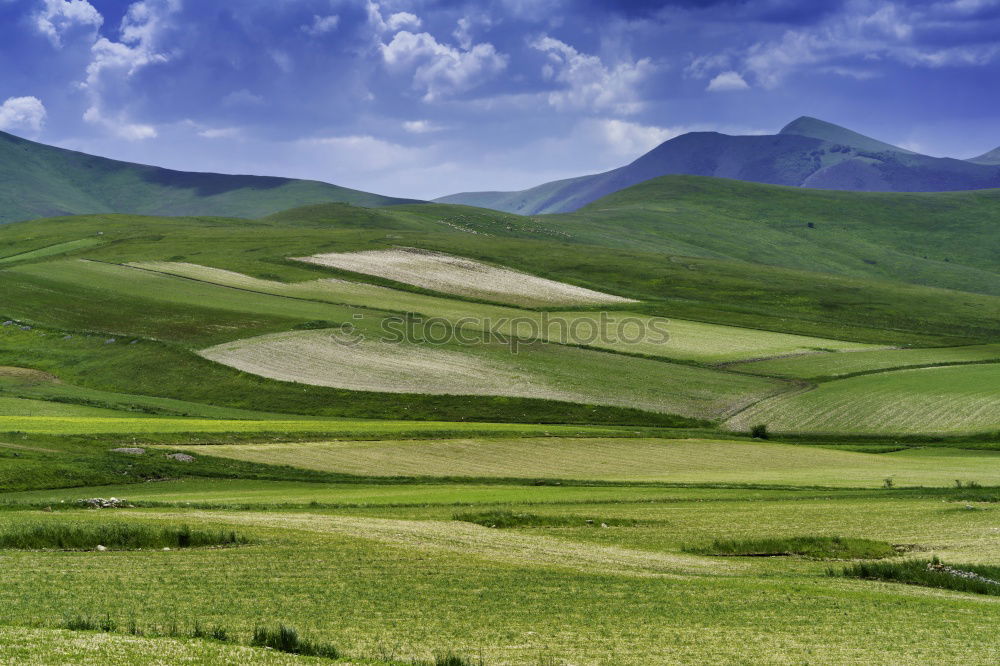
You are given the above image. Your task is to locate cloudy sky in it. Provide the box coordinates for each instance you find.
[1,0,998,198]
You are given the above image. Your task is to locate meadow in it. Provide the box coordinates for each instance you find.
[729,363,1000,436]
[1,184,1000,663]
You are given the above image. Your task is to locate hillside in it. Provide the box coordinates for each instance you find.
[970,146,1000,165]
[436,116,1000,214]
[531,175,1000,298]
[0,130,418,225]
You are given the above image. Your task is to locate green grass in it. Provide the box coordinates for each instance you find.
[0,521,247,550]
[250,625,340,659]
[729,364,1000,435]
[732,344,1000,379]
[684,536,900,559]
[166,438,1000,487]
[453,510,637,528]
[0,237,105,265]
[836,558,1000,596]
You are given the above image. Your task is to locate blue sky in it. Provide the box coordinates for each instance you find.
[1,0,998,198]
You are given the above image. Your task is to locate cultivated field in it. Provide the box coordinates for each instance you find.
[169,437,1000,487]
[199,330,787,417]
[728,363,1000,435]
[733,343,1000,378]
[129,261,876,362]
[293,247,637,306]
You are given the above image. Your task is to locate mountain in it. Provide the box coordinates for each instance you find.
[969,146,1000,165]
[435,117,1000,214]
[0,130,418,225]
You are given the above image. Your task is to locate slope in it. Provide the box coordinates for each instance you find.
[436,116,1000,214]
[0,130,417,225]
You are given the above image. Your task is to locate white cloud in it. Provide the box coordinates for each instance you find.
[381,31,507,101]
[386,11,421,31]
[588,119,682,157]
[531,35,655,115]
[34,0,103,47]
[302,14,339,36]
[198,127,241,139]
[81,0,180,140]
[741,0,1000,88]
[0,96,47,134]
[706,71,749,92]
[403,119,444,134]
[297,134,423,172]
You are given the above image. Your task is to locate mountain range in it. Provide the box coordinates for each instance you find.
[0,130,416,225]
[435,116,1000,215]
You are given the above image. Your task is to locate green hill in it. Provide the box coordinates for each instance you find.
[436,116,1000,214]
[538,175,1000,298]
[0,130,418,225]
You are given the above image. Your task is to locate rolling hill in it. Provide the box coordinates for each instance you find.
[436,116,1000,214]
[0,130,418,225]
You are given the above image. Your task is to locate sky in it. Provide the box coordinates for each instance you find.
[1,0,998,199]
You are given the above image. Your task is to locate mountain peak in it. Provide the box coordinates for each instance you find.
[779,116,912,154]
[968,146,1000,165]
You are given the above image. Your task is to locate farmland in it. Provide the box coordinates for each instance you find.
[728,363,1000,435]
[1,180,999,663]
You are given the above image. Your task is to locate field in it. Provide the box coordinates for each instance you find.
[728,363,1000,435]
[293,247,636,306]
[199,330,786,417]
[1,179,1000,663]
[732,343,1000,378]
[167,437,1000,487]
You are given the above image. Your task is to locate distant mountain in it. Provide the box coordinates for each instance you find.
[969,146,1000,165]
[436,117,1000,214]
[0,130,418,225]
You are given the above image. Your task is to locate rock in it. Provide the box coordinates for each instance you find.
[162,547,171,551]
[76,497,130,509]
[165,453,195,463]
[96,545,107,552]
[600,523,609,528]
[111,447,145,455]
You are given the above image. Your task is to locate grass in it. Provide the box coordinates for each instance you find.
[0,521,247,550]
[453,510,637,528]
[0,237,105,265]
[167,438,1000,487]
[835,557,1000,596]
[130,260,877,362]
[729,364,1000,435]
[198,329,786,418]
[684,536,900,559]
[731,343,1000,379]
[251,625,340,659]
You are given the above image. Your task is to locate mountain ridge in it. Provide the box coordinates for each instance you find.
[435,117,1000,214]
[0,130,419,225]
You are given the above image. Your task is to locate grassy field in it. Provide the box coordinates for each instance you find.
[129,261,878,362]
[168,437,1000,488]
[732,343,1000,378]
[728,363,1000,435]
[199,330,787,417]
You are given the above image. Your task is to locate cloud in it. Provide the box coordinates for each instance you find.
[34,0,103,47]
[386,11,421,31]
[588,118,681,157]
[381,30,507,101]
[706,71,750,91]
[531,35,655,115]
[222,89,264,107]
[0,96,47,133]
[296,134,423,172]
[82,0,180,140]
[741,0,1000,87]
[302,14,340,37]
[197,127,241,139]
[403,119,444,133]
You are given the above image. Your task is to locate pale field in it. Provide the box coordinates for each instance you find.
[727,363,1000,435]
[170,437,1000,487]
[80,260,874,362]
[732,343,1000,378]
[292,247,637,306]
[197,329,788,417]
